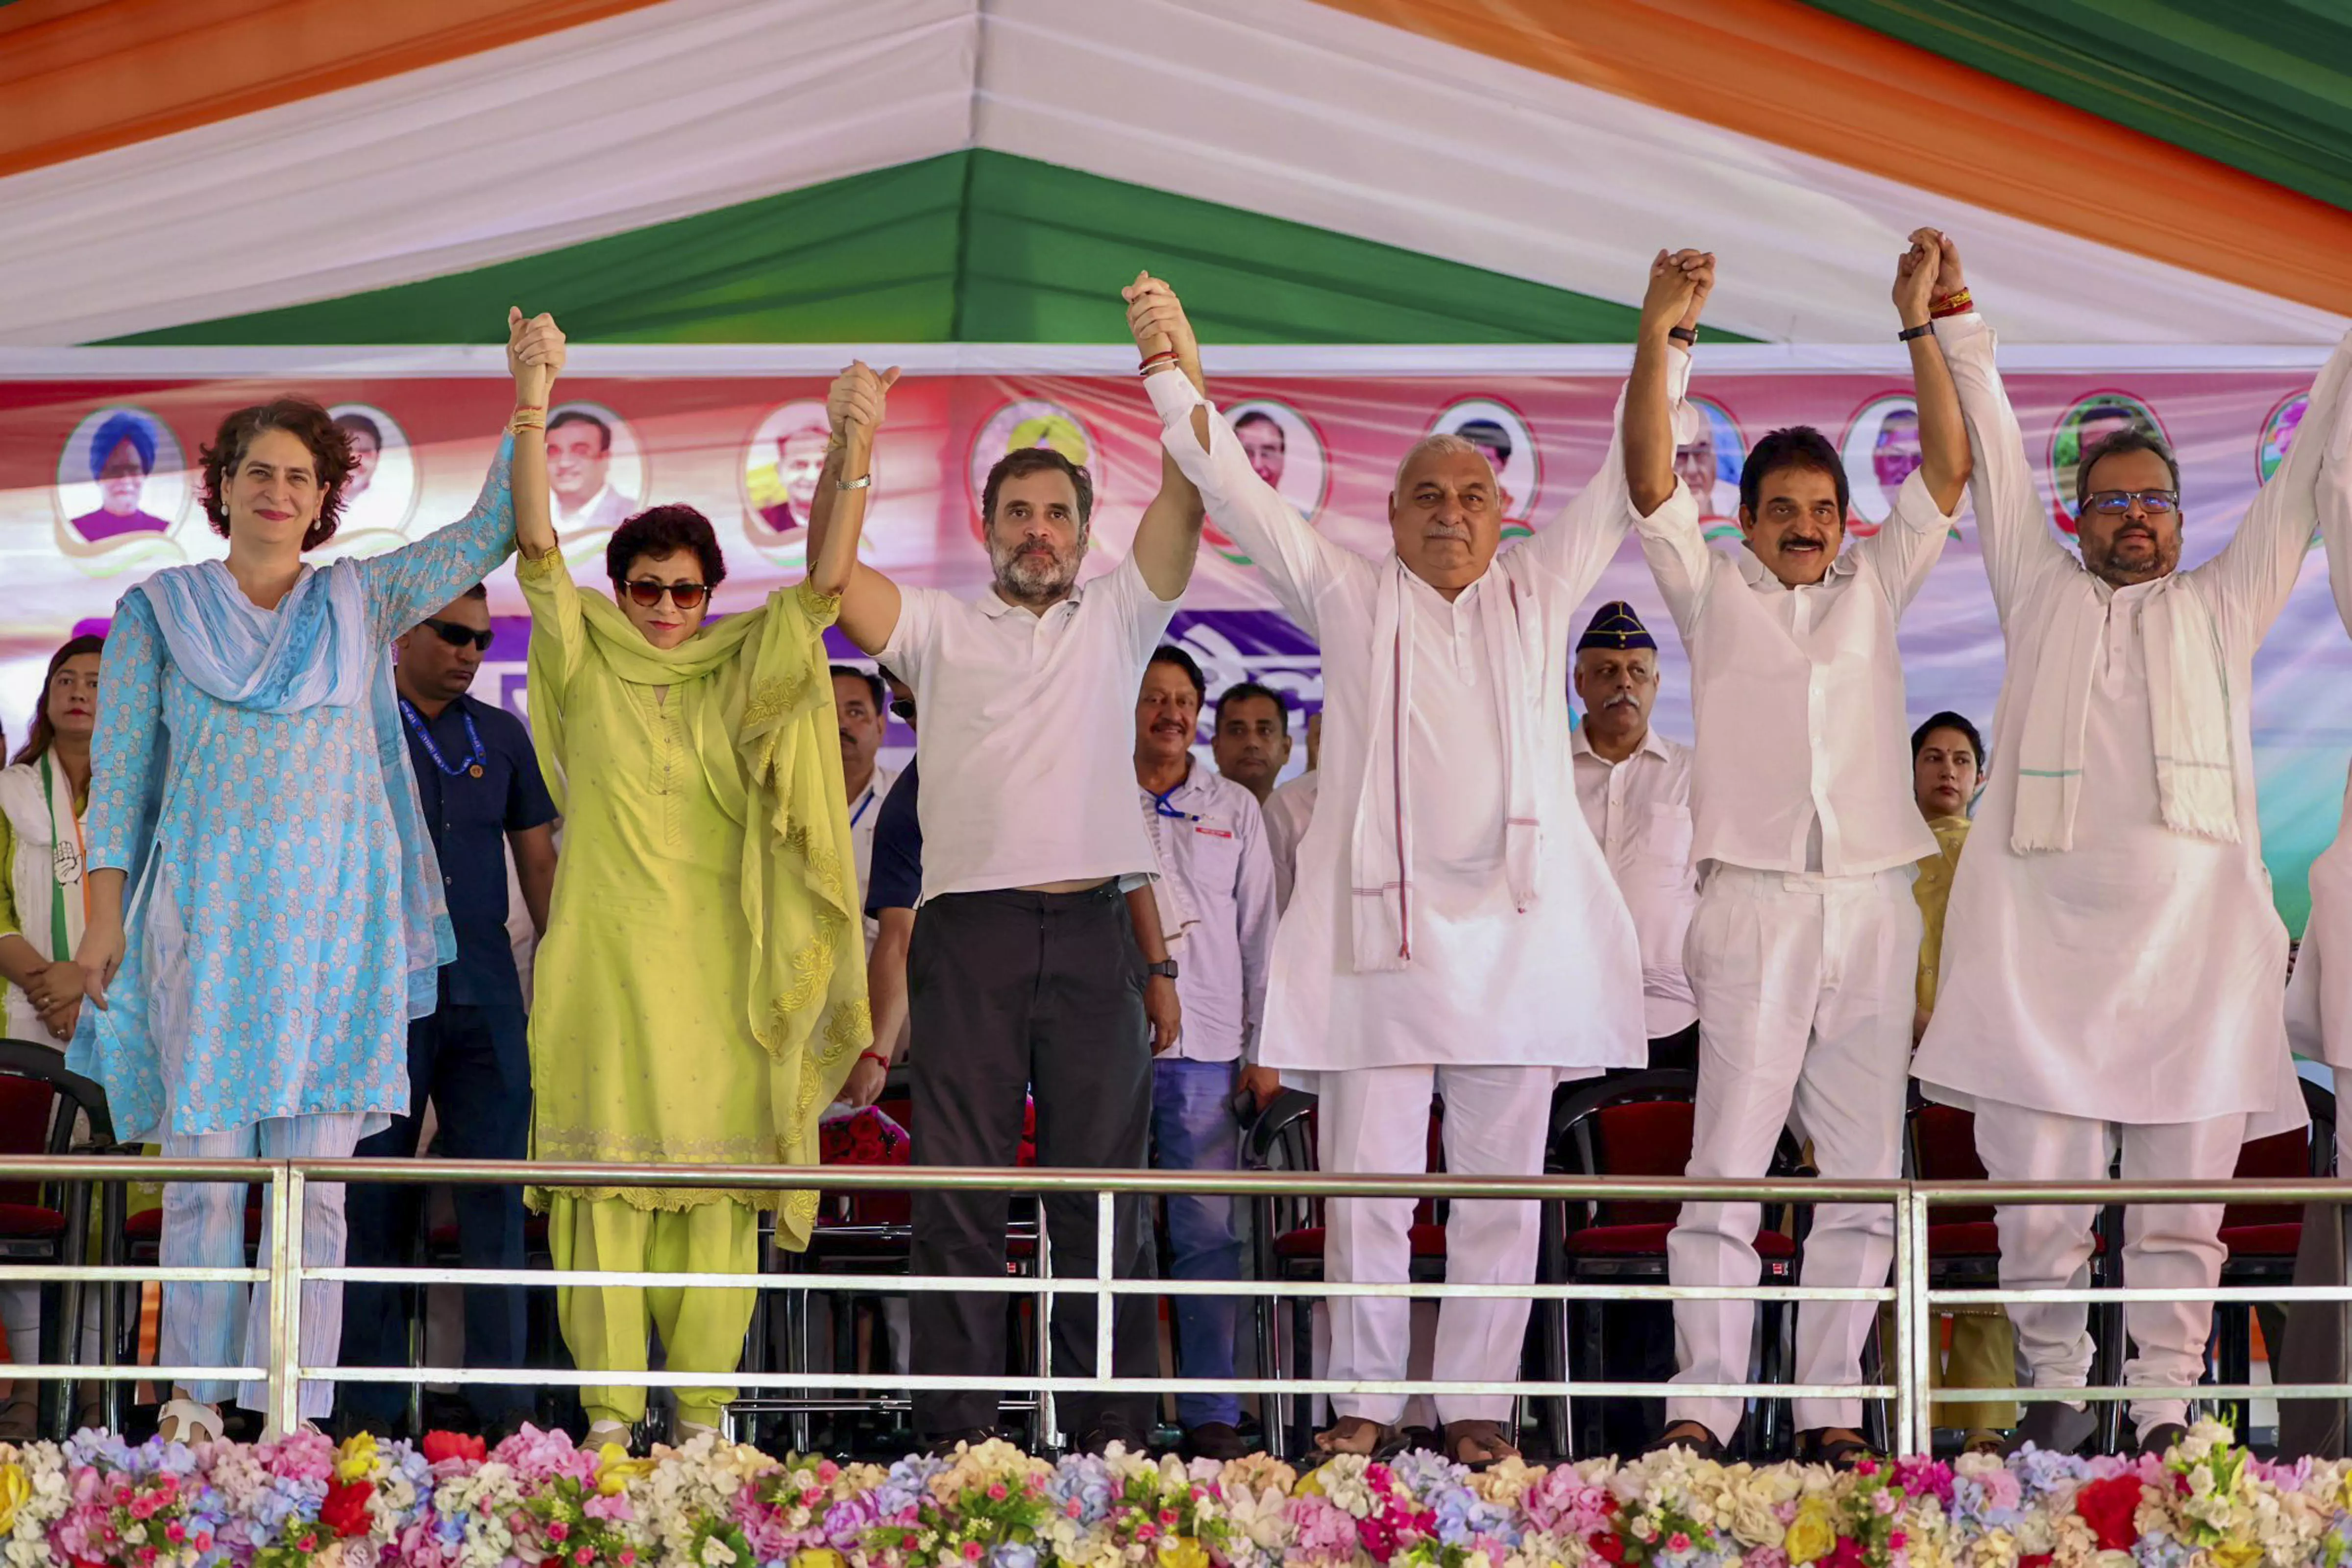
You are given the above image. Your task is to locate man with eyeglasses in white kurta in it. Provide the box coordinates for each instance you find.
[1912,231,2352,1458]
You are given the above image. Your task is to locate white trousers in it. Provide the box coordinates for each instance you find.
[1667,866,1917,1440]
[1318,1062,1558,1424]
[1971,1102,2244,1439]
[159,1112,367,1418]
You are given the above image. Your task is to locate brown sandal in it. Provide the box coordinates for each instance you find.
[1314,1415,1403,1458]
[1442,1418,1520,1471]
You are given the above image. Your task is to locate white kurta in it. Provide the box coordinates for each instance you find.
[1570,725,1698,1038]
[1151,369,1667,1073]
[1913,312,2352,1134]
[1261,770,1319,915]
[0,758,84,1046]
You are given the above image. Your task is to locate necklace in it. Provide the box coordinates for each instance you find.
[400,697,487,778]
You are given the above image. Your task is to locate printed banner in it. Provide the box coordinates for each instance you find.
[3,363,2347,927]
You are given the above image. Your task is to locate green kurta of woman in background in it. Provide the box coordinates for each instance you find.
[519,552,867,1428]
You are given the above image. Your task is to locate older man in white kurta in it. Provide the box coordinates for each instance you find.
[1146,266,1708,1462]
[1630,238,1968,1462]
[1913,243,2352,1451]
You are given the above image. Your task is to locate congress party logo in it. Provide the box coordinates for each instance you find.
[2258,391,2308,484]
[1203,398,1330,566]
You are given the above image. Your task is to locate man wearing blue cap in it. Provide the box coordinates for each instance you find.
[1569,601,1697,1068]
[1627,237,1971,1467]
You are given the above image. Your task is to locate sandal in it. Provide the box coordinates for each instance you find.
[1441,1419,1520,1471]
[156,1398,223,1447]
[1961,1428,2006,1456]
[1644,1420,1725,1460]
[587,1419,635,1454]
[1800,1426,1878,1470]
[1313,1415,1403,1458]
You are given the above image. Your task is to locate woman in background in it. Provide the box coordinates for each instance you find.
[0,634,103,1047]
[69,312,563,1442]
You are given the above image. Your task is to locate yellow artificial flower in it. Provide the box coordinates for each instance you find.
[597,1445,658,1496]
[1157,1537,1210,1568]
[1294,1467,1326,1498]
[2208,1544,2262,1568]
[334,1432,378,1484]
[794,1551,848,1568]
[1785,1498,1838,1566]
[0,1464,27,1535]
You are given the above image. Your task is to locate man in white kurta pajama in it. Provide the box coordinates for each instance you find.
[1635,237,1968,1463]
[1912,243,2352,1454]
[1146,264,1712,1462]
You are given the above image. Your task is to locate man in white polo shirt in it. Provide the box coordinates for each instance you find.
[1148,251,1713,1468]
[1629,236,1969,1467]
[1132,646,1278,1459]
[826,275,1209,1454]
[1568,601,1698,1068]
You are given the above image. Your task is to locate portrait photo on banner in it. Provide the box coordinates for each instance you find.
[545,400,646,565]
[52,406,190,572]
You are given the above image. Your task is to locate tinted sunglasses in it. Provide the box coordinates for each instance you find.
[419,618,494,652]
[621,579,712,610]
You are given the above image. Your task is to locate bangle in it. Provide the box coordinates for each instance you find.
[1667,326,1697,346]
[836,474,873,492]
[1930,288,1973,319]
[508,413,546,434]
[1897,322,1934,341]
[1138,350,1179,376]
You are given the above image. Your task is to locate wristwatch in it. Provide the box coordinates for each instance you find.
[1145,958,1179,981]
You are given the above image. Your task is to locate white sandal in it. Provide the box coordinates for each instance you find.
[156,1399,222,1446]
[586,1419,634,1453]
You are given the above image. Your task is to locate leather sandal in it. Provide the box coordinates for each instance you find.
[1643,1420,1725,1460]
[1442,1419,1520,1471]
[1313,1415,1404,1458]
[1800,1426,1878,1470]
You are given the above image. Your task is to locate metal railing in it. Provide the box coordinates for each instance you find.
[2,1154,2348,1455]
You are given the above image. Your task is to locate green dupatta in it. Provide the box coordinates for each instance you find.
[527,579,870,1248]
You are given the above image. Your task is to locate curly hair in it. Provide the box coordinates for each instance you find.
[606,504,728,590]
[196,398,356,551]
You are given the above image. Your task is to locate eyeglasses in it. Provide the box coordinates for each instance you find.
[419,618,494,651]
[2081,489,2179,517]
[889,698,916,723]
[621,579,711,610]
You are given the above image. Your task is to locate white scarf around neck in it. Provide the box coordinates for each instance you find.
[1347,557,1542,970]
[2010,572,2235,854]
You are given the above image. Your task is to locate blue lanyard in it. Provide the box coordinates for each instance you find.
[400,698,487,778]
[1152,785,1198,823]
[851,784,880,827]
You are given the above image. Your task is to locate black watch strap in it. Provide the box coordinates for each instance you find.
[1146,958,1179,981]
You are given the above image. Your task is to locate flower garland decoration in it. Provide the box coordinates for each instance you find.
[0,1418,2342,1567]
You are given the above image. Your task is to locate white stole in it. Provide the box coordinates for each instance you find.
[2011,574,2236,854]
[1346,558,1542,971]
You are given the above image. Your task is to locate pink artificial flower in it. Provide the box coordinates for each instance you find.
[549,1522,571,1543]
[963,1540,984,1561]
[575,1549,594,1566]
[1668,1534,1692,1553]
[988,1484,1009,1502]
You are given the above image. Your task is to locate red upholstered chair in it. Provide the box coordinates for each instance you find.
[1547,1069,1803,1460]
[2211,1077,2334,1438]
[0,1038,116,1436]
[1243,1088,1449,1459]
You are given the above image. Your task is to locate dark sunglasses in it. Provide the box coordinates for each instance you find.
[889,697,917,723]
[2080,488,2179,517]
[621,579,712,610]
[419,618,494,652]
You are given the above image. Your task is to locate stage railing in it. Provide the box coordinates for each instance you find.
[3,1154,2348,1456]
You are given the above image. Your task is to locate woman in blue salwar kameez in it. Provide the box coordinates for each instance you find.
[69,312,567,1441]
